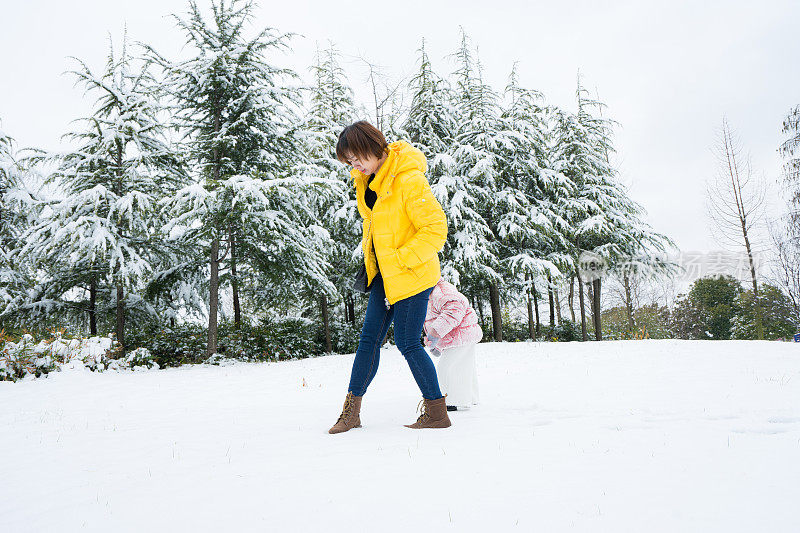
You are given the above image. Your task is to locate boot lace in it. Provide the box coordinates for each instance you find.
[337,392,356,423]
[413,394,447,423]
[414,398,430,423]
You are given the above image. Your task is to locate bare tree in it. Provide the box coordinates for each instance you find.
[705,118,766,339]
[356,55,407,132]
[605,269,643,335]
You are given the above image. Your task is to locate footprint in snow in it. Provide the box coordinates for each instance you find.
[767,417,800,424]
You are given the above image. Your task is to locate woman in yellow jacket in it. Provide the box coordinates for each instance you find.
[329,121,451,433]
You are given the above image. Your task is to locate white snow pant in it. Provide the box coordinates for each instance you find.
[435,342,479,408]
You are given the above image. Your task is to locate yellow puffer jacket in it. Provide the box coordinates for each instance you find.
[352,140,448,305]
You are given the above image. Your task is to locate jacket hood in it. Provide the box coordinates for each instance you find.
[389,140,427,175]
[433,278,459,301]
[351,140,427,192]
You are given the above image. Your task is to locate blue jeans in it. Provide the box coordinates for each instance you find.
[348,273,443,400]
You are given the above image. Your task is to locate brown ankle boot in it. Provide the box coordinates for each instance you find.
[328,391,363,434]
[404,395,451,429]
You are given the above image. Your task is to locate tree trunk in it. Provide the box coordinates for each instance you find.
[168,293,176,328]
[547,273,555,328]
[526,273,536,341]
[115,283,125,351]
[587,281,594,333]
[533,284,541,336]
[592,277,602,341]
[320,294,332,353]
[230,225,241,327]
[113,142,125,351]
[89,275,97,336]
[623,272,635,335]
[207,238,220,357]
[743,230,764,340]
[207,105,222,357]
[347,294,356,325]
[553,281,562,324]
[568,274,576,322]
[578,278,588,341]
[489,282,502,342]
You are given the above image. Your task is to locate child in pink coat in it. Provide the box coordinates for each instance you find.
[423,278,483,411]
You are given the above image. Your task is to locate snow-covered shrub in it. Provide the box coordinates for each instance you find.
[220,317,324,361]
[0,329,155,381]
[126,317,329,368]
[546,319,581,342]
[127,322,207,368]
[731,284,798,340]
[599,304,672,340]
[0,333,54,380]
[480,309,562,343]
[669,275,742,340]
[318,317,360,355]
[120,347,160,371]
[499,309,533,342]
[1,314,351,381]
[47,332,114,371]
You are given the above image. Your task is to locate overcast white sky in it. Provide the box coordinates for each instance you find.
[3,0,799,265]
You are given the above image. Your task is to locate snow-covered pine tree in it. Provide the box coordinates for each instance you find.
[497,64,570,339]
[551,94,611,339]
[17,36,183,346]
[295,42,359,341]
[403,37,461,239]
[148,0,338,355]
[0,127,39,326]
[446,29,508,340]
[0,127,24,271]
[552,79,676,340]
[0,126,14,191]
[403,38,457,161]
[539,103,588,331]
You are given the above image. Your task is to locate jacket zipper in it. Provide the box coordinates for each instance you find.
[365,174,394,309]
[373,191,394,309]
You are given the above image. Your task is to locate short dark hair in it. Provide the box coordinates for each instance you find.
[336,121,388,164]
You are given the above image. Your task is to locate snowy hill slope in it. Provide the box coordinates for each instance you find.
[1,340,798,532]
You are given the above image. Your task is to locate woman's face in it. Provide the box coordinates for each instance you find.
[345,152,384,175]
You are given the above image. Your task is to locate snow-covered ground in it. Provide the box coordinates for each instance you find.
[1,339,798,532]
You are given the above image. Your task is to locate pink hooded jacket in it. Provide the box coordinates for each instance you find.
[423,279,483,351]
